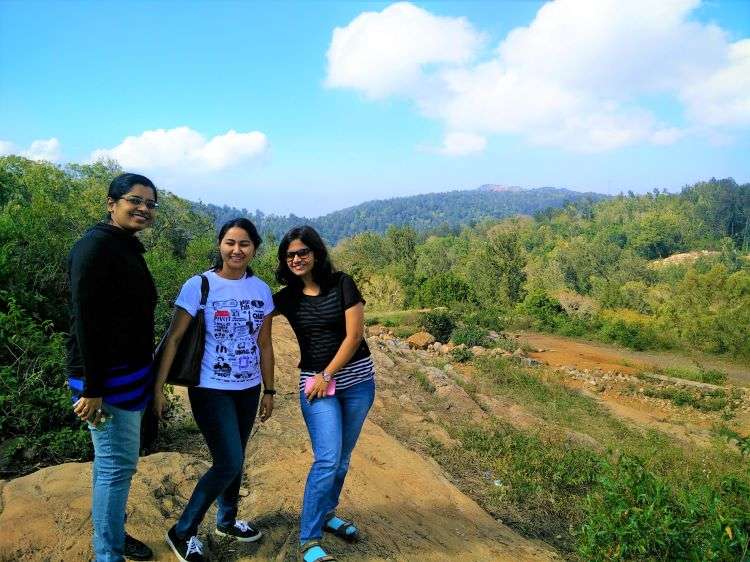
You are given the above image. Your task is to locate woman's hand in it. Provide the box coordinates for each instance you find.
[259,394,274,422]
[153,388,168,419]
[73,396,104,426]
[305,373,329,401]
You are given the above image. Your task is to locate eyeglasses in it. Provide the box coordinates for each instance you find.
[119,195,159,209]
[286,248,312,261]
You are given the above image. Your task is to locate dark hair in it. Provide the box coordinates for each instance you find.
[107,173,157,220]
[212,218,263,277]
[275,225,335,289]
[108,172,157,200]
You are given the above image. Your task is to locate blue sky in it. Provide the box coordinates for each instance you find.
[1,0,748,216]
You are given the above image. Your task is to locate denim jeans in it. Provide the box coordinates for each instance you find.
[299,377,375,543]
[89,404,143,562]
[175,385,260,538]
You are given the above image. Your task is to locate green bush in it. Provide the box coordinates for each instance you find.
[0,298,91,470]
[518,289,566,331]
[579,455,750,561]
[419,310,455,343]
[451,325,489,347]
[598,315,658,351]
[460,305,507,332]
[451,347,474,363]
[417,273,473,307]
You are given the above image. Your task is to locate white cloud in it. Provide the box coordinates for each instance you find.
[326,0,749,153]
[0,140,14,156]
[437,132,487,156]
[325,2,484,99]
[23,138,62,162]
[0,138,62,161]
[90,127,269,171]
[681,38,750,128]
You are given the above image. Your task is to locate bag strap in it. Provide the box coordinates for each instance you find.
[198,274,209,309]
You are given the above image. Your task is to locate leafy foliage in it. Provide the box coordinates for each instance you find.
[0,156,219,470]
[419,310,455,343]
[450,325,489,348]
[579,455,750,561]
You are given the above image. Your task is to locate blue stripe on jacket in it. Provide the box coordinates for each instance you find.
[68,363,153,411]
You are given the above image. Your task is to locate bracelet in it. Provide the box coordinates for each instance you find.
[263,389,276,396]
[321,370,332,382]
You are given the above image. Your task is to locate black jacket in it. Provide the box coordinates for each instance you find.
[67,223,157,396]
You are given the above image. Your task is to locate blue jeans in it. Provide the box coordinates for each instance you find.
[89,404,143,562]
[175,385,260,538]
[299,378,375,543]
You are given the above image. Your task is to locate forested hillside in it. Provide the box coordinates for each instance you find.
[334,178,750,359]
[194,186,608,243]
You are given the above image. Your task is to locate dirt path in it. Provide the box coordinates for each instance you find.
[516,331,750,386]
[0,319,558,562]
[513,331,750,439]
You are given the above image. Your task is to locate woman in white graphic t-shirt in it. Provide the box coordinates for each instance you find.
[154,218,276,562]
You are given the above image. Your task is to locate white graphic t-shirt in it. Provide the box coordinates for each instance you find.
[175,270,274,390]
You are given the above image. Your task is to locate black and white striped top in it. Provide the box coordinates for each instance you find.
[273,272,375,391]
[300,355,375,392]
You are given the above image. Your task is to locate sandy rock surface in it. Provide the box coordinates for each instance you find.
[0,320,558,561]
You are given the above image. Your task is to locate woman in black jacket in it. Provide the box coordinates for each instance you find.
[67,172,158,562]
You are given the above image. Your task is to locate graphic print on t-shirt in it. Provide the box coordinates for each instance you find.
[209,297,266,383]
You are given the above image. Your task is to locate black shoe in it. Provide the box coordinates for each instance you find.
[124,533,153,561]
[166,525,205,562]
[215,519,263,542]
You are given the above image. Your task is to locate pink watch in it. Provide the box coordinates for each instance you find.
[321,370,332,382]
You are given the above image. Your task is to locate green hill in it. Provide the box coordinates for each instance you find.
[193,186,609,243]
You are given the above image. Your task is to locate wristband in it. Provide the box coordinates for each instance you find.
[263,389,276,396]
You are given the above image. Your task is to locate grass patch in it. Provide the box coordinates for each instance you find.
[408,368,436,393]
[658,365,729,385]
[391,325,419,339]
[643,386,735,412]
[365,309,423,326]
[430,421,602,552]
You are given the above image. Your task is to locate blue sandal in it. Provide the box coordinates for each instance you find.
[324,515,360,542]
[301,540,336,562]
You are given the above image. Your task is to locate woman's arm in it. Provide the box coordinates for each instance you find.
[257,315,275,422]
[153,308,193,417]
[306,302,365,399]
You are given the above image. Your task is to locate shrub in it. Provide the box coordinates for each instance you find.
[451,325,489,347]
[419,310,455,343]
[418,273,473,307]
[0,298,91,471]
[460,305,507,332]
[597,310,663,351]
[518,289,566,331]
[451,347,474,363]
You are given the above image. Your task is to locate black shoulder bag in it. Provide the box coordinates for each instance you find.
[154,274,209,387]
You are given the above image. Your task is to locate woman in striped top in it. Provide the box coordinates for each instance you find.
[272,226,375,562]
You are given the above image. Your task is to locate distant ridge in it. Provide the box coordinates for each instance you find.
[193,185,608,244]
[477,184,525,192]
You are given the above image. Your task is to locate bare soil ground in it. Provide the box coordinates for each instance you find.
[0,319,558,562]
[515,331,750,439]
[518,331,750,385]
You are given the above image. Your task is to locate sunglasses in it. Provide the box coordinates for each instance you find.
[119,195,159,210]
[286,248,312,261]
